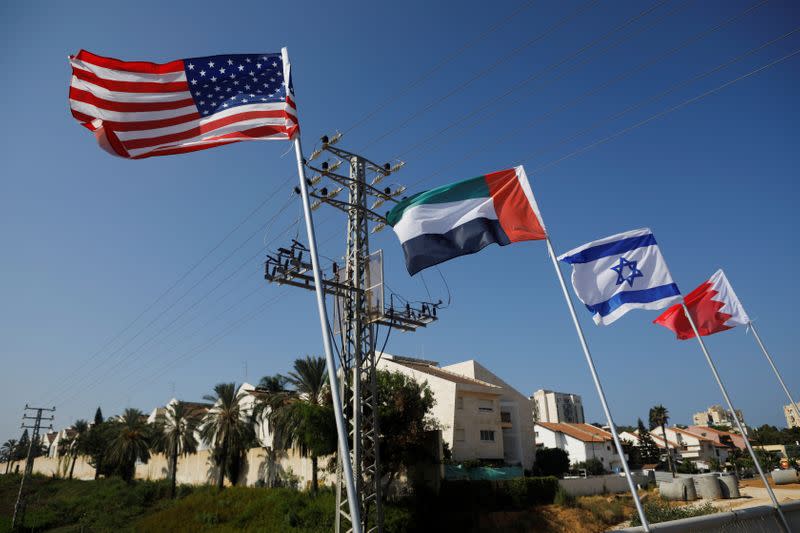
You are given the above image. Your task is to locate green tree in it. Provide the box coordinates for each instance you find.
[636,418,661,465]
[677,459,698,474]
[107,408,152,482]
[266,356,336,494]
[649,405,676,477]
[1,439,18,474]
[153,403,199,498]
[201,383,256,489]
[256,374,289,488]
[85,406,111,479]
[67,420,90,479]
[535,447,570,478]
[574,458,605,475]
[377,370,438,494]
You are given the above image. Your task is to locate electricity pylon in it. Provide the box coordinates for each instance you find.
[265,134,440,532]
[12,405,55,528]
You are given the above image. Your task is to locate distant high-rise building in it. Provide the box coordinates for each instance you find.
[692,405,743,428]
[784,403,800,429]
[531,389,585,424]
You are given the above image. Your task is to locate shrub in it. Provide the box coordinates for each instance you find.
[629,498,716,526]
[438,476,558,511]
[534,448,570,478]
[554,486,576,507]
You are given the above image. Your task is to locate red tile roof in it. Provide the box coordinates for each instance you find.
[536,422,613,443]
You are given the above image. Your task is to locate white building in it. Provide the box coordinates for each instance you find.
[619,427,729,470]
[531,389,585,424]
[535,422,624,471]
[377,354,536,470]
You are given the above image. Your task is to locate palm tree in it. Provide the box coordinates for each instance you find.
[68,420,90,479]
[2,440,17,474]
[153,402,199,498]
[649,405,676,477]
[256,374,289,487]
[267,356,336,494]
[107,408,152,482]
[201,383,256,489]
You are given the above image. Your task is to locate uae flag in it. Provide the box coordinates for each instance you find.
[654,269,750,339]
[387,166,546,275]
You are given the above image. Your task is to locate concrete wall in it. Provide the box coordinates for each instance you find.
[619,500,800,532]
[24,447,332,489]
[558,473,652,497]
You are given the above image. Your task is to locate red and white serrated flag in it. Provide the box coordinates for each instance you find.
[654,269,750,340]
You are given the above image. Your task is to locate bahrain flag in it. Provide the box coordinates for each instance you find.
[654,269,750,340]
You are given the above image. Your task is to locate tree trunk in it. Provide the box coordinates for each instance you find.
[662,424,676,477]
[170,442,179,499]
[311,455,318,494]
[69,454,77,479]
[216,440,227,490]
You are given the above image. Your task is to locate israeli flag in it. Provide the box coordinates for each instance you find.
[558,228,681,326]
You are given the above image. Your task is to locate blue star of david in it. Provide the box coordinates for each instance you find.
[610,257,643,287]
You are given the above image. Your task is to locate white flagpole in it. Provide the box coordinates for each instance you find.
[748,321,800,427]
[282,47,362,533]
[545,237,651,532]
[681,304,790,533]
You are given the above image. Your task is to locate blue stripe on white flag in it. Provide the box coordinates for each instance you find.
[586,283,681,318]
[560,233,656,264]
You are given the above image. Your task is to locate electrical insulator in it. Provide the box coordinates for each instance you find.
[329,132,342,145]
[371,223,386,234]
[311,200,322,211]
[390,161,405,173]
[371,198,385,210]
[391,186,407,197]
[308,148,323,161]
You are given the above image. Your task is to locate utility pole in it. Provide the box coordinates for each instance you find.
[265,133,441,533]
[12,404,55,529]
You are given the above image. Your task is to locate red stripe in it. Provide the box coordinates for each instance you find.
[122,110,293,150]
[70,108,97,130]
[131,139,241,159]
[93,112,202,132]
[74,49,185,74]
[201,124,290,142]
[72,68,188,93]
[485,169,546,243]
[286,94,297,110]
[69,87,195,112]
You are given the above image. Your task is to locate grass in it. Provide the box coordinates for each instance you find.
[629,497,717,526]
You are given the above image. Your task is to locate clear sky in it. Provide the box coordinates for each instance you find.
[1,0,798,442]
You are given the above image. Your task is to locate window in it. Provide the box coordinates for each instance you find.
[478,399,494,412]
[480,430,495,442]
[456,396,464,410]
[455,429,465,442]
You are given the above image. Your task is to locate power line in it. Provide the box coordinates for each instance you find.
[342,0,536,135]
[528,47,800,174]
[356,0,599,152]
[45,194,298,405]
[404,0,772,191]
[42,174,294,399]
[393,0,691,160]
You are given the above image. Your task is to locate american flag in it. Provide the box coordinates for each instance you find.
[69,49,298,159]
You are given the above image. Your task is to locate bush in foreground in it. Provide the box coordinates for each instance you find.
[629,498,716,526]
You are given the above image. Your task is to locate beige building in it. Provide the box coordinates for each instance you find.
[531,389,585,424]
[377,354,536,470]
[784,403,800,429]
[692,405,743,428]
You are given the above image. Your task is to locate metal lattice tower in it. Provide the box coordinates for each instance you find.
[12,405,55,529]
[264,134,440,533]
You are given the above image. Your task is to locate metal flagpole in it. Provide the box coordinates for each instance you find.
[681,303,790,533]
[748,321,800,426]
[545,237,651,532]
[283,48,362,533]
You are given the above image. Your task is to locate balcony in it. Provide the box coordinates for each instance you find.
[500,411,512,428]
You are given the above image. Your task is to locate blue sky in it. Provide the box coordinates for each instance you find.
[1,0,798,441]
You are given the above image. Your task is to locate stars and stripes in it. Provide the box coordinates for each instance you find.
[68,50,298,159]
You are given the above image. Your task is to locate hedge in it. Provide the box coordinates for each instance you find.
[438,476,559,511]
